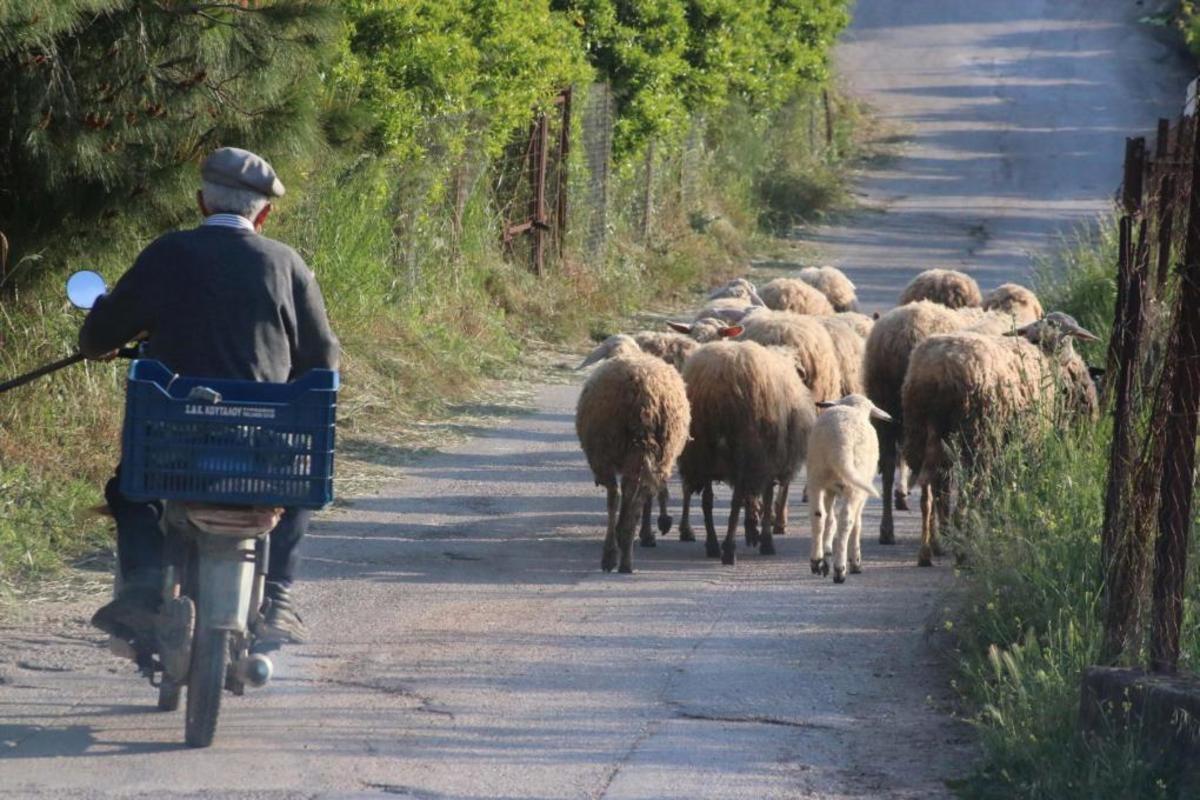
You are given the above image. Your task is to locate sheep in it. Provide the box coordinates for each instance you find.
[799,265,859,312]
[816,316,865,396]
[707,277,765,307]
[575,343,691,573]
[677,340,815,564]
[807,394,893,582]
[759,277,836,316]
[739,311,842,402]
[898,268,982,309]
[901,313,1100,566]
[864,301,974,541]
[694,296,757,321]
[667,318,744,343]
[982,282,1044,322]
[836,311,875,339]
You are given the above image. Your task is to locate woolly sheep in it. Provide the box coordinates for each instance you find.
[836,311,875,339]
[677,340,815,564]
[759,277,836,316]
[901,313,1100,566]
[694,296,757,321]
[981,282,1044,322]
[816,316,865,396]
[863,301,973,542]
[799,265,859,312]
[707,277,765,307]
[807,394,893,582]
[739,311,842,402]
[575,344,691,573]
[898,268,982,309]
[667,317,745,343]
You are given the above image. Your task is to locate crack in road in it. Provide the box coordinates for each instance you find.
[672,711,837,731]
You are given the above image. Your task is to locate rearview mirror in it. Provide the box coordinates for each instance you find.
[66,270,107,310]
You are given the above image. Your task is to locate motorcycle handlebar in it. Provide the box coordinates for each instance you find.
[0,344,141,395]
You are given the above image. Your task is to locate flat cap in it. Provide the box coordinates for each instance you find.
[200,147,285,198]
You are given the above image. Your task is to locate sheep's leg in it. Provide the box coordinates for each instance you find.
[639,496,656,548]
[601,481,620,572]
[918,481,935,567]
[849,495,866,574]
[825,498,837,557]
[878,423,898,544]
[809,488,829,575]
[679,485,696,542]
[758,483,777,556]
[832,494,856,583]
[721,489,743,566]
[657,486,672,534]
[932,477,950,557]
[773,480,790,536]
[616,476,644,574]
[702,483,721,559]
[895,458,912,511]
[743,497,759,548]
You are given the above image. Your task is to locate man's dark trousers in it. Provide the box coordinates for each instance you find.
[105,468,308,588]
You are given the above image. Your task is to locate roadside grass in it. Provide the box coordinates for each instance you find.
[0,88,861,590]
[948,223,1200,799]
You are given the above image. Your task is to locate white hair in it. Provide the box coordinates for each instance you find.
[200,180,271,220]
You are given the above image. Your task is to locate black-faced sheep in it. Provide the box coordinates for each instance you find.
[898,268,982,309]
[677,340,815,565]
[759,277,836,316]
[575,342,691,573]
[799,266,859,312]
[807,394,893,582]
[901,313,1100,566]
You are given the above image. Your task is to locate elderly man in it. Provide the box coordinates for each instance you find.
[82,147,339,649]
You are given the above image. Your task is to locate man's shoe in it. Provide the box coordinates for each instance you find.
[255,583,309,650]
[91,585,161,644]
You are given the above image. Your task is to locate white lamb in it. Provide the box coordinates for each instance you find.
[807,394,893,583]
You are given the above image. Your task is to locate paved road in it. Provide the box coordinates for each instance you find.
[0,2,1192,798]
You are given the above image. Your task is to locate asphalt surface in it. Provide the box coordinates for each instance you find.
[1,2,1193,798]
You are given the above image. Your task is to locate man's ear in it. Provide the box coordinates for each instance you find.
[254,203,272,232]
[197,190,210,218]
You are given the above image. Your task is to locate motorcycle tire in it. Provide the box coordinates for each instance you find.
[158,678,181,712]
[185,628,229,748]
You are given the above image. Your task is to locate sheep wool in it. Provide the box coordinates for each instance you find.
[898,268,982,309]
[740,310,842,402]
[678,340,815,564]
[981,283,1044,323]
[835,311,875,339]
[576,351,691,573]
[631,332,700,372]
[759,277,836,316]
[817,316,865,396]
[807,395,891,582]
[799,266,859,312]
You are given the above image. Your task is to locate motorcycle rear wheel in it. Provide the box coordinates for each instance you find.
[185,628,229,748]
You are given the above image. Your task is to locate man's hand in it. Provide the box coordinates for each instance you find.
[88,331,148,362]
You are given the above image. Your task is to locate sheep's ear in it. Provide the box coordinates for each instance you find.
[717,325,744,339]
[872,311,880,320]
[748,289,766,307]
[869,407,894,423]
[577,341,612,369]
[1066,323,1101,342]
[667,321,693,335]
[816,401,836,409]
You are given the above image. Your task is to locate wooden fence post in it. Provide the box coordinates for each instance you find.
[1149,119,1200,674]
[1154,118,1176,297]
[556,88,571,259]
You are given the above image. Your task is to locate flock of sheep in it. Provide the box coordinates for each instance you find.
[574,266,1102,578]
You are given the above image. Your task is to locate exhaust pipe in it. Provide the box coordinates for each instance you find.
[233,653,273,688]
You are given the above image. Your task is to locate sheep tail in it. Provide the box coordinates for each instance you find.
[845,472,881,499]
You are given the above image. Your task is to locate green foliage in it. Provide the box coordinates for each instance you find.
[1034,222,1119,366]
[1178,1,1200,59]
[949,233,1200,799]
[0,1,340,246]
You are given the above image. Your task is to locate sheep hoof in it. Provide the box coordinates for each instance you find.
[772,524,786,536]
[601,550,618,572]
[759,539,776,556]
[917,551,934,568]
[849,562,863,574]
[679,526,697,542]
[745,532,759,548]
[833,567,847,584]
[810,559,823,574]
[894,493,910,512]
[618,563,634,574]
[932,540,946,557]
[658,514,673,534]
[810,558,829,577]
[639,535,656,548]
[705,539,721,558]
[879,526,895,545]
[720,543,736,566]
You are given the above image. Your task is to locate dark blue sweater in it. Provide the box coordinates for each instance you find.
[79,225,339,382]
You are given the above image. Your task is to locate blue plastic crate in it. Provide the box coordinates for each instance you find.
[120,360,338,509]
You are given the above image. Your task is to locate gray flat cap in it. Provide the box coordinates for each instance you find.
[200,147,285,198]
